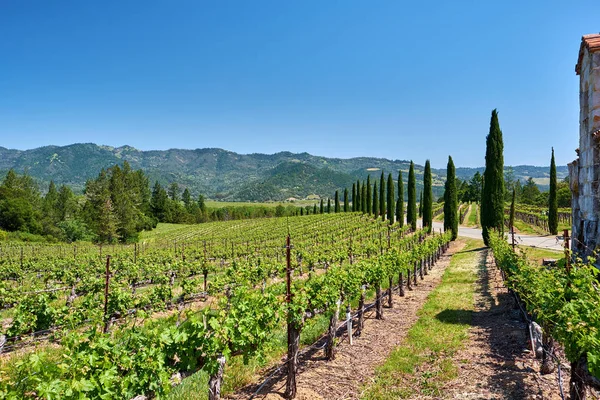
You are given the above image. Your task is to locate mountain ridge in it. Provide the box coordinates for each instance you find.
[0,143,568,201]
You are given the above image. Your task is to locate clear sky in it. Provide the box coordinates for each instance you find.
[1,1,598,168]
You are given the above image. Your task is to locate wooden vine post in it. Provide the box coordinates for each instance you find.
[285,234,299,399]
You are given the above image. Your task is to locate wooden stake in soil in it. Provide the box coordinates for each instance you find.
[398,272,405,297]
[375,284,383,320]
[325,299,341,360]
[357,285,366,336]
[285,234,299,400]
[387,276,393,308]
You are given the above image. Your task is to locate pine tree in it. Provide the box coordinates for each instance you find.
[423,160,433,232]
[548,147,558,235]
[481,109,505,246]
[182,188,192,209]
[351,184,356,212]
[320,199,324,214]
[335,191,340,213]
[366,176,372,215]
[407,161,417,230]
[344,188,349,212]
[327,198,332,213]
[373,182,379,216]
[379,171,385,219]
[387,173,395,224]
[443,156,458,240]
[396,171,404,227]
[168,182,180,201]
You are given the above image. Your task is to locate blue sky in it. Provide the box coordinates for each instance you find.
[0,1,598,168]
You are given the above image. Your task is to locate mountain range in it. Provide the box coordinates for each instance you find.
[0,144,568,202]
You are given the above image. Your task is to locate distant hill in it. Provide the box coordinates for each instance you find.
[0,144,568,201]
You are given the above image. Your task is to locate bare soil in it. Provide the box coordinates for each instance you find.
[228,241,465,400]
[442,251,564,400]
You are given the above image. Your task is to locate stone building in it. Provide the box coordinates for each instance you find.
[570,34,600,262]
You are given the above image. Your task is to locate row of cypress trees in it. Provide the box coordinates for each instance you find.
[349,172,399,224]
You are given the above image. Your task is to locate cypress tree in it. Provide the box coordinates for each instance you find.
[379,171,385,219]
[481,109,505,246]
[396,171,404,227]
[351,184,356,212]
[423,160,433,232]
[407,161,417,230]
[387,173,395,224]
[366,176,372,215]
[509,188,516,237]
[373,182,379,216]
[313,203,317,215]
[327,198,331,213]
[344,188,349,212]
[418,191,423,218]
[335,191,340,213]
[356,180,361,212]
[320,199,324,214]
[443,156,458,240]
[548,147,558,235]
[361,182,367,213]
[300,207,304,216]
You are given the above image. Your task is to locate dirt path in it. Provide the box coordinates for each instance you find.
[228,241,465,400]
[443,252,563,399]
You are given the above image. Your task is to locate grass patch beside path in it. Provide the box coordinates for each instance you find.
[465,204,479,227]
[362,238,485,400]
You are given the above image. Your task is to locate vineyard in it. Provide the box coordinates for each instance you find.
[490,233,600,398]
[0,213,451,399]
[505,205,571,234]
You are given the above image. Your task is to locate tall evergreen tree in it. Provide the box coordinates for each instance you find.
[509,188,516,237]
[366,176,372,215]
[396,171,404,227]
[344,188,349,212]
[361,182,367,213]
[327,198,332,213]
[168,182,180,201]
[355,180,361,212]
[443,156,458,240]
[379,171,385,219]
[320,198,324,214]
[422,160,433,232]
[387,173,395,224]
[548,147,558,235]
[373,182,379,216]
[481,109,505,246]
[351,183,356,212]
[197,194,207,215]
[334,191,340,213]
[418,191,423,218]
[313,203,317,214]
[182,188,192,209]
[407,161,417,230]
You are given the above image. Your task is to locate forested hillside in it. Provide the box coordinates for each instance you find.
[0,144,568,201]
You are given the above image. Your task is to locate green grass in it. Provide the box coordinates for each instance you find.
[361,238,485,399]
[465,204,479,227]
[519,246,563,266]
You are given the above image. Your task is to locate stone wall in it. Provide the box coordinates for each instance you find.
[570,40,600,263]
